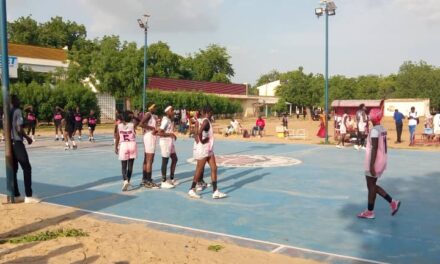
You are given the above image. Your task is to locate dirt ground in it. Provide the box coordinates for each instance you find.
[0,202,320,264]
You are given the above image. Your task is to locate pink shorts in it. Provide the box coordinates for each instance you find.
[119,142,137,161]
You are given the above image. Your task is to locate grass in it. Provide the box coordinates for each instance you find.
[208,244,224,252]
[0,228,88,244]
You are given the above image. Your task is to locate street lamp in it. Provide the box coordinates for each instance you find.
[138,14,150,114]
[315,0,336,144]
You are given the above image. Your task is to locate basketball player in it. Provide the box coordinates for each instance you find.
[189,105,227,199]
[115,111,137,192]
[358,109,401,219]
[63,108,77,150]
[54,106,64,141]
[74,107,83,140]
[140,104,160,188]
[158,106,178,189]
[25,105,37,142]
[88,110,97,142]
[337,109,349,148]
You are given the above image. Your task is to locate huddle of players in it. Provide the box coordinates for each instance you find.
[115,104,227,199]
[52,107,98,150]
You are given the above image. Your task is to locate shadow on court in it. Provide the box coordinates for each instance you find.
[338,172,440,264]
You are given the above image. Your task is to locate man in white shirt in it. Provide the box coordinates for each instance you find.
[433,110,440,136]
[408,106,419,146]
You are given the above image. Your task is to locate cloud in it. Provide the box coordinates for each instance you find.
[394,0,440,22]
[78,0,223,37]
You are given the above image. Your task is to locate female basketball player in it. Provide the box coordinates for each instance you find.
[54,106,64,141]
[88,110,97,142]
[140,104,160,188]
[158,106,178,189]
[25,105,37,142]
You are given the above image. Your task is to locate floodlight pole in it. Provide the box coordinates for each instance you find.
[0,0,14,203]
[142,26,147,114]
[324,10,329,144]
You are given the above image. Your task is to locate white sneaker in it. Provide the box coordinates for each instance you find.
[161,181,175,189]
[361,146,366,150]
[212,190,227,199]
[196,184,204,192]
[171,179,179,186]
[24,197,41,204]
[336,145,342,149]
[122,180,131,192]
[354,145,360,150]
[188,189,201,199]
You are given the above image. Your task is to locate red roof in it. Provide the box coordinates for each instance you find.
[148,77,247,95]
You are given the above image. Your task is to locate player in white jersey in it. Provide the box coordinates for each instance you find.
[358,109,401,219]
[115,111,138,192]
[158,106,178,189]
[336,109,349,149]
[139,104,160,189]
[188,105,227,199]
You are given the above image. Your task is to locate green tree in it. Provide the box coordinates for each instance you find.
[255,70,281,87]
[190,44,234,83]
[38,16,86,49]
[8,15,40,45]
[147,41,183,79]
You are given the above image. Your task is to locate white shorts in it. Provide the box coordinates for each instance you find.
[119,141,137,161]
[340,125,347,134]
[193,142,213,160]
[159,138,176,158]
[143,132,157,154]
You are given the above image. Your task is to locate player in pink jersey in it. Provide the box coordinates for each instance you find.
[115,111,138,192]
[158,106,178,189]
[139,104,160,189]
[188,105,227,199]
[358,109,401,219]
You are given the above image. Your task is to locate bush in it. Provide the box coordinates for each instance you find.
[132,90,243,115]
[10,81,99,123]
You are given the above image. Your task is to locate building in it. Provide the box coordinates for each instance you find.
[384,98,430,117]
[148,77,280,117]
[256,80,281,97]
[8,43,116,122]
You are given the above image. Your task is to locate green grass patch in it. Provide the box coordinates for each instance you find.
[0,228,88,244]
[208,244,224,252]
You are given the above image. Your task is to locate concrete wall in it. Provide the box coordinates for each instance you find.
[97,93,116,122]
[384,99,430,117]
[257,80,280,97]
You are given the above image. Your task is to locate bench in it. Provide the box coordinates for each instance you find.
[288,129,306,140]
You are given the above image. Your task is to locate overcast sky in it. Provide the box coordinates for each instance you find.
[8,0,440,84]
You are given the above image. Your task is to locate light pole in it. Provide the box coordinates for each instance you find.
[315,0,336,144]
[138,14,150,114]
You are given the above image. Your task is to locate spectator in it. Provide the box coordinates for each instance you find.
[355,104,367,150]
[282,113,289,137]
[10,95,39,204]
[225,118,242,136]
[252,116,266,137]
[296,108,300,119]
[408,106,419,146]
[424,114,435,141]
[393,109,404,143]
[303,109,307,120]
[434,109,440,138]
[316,111,326,138]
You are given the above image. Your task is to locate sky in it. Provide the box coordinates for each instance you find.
[8,0,440,85]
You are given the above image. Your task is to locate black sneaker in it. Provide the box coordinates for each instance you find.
[142,181,160,189]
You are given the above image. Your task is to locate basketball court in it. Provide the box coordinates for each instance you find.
[0,136,439,264]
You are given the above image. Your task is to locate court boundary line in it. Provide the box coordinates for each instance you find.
[36,199,388,264]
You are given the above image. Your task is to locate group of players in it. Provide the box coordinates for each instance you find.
[20,105,98,150]
[114,104,227,199]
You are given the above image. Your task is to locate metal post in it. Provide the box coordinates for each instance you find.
[324,11,329,144]
[142,28,147,114]
[0,0,15,203]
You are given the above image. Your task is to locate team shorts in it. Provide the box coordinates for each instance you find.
[75,122,83,130]
[159,138,176,158]
[193,142,213,160]
[54,120,62,127]
[119,141,137,161]
[143,132,157,154]
[340,125,347,134]
[88,125,96,131]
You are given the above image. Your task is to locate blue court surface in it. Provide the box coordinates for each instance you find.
[1,136,439,264]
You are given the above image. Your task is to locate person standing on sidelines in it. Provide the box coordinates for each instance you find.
[115,111,138,192]
[355,104,367,150]
[188,105,227,199]
[158,106,178,189]
[88,109,97,142]
[0,108,4,142]
[337,109,349,148]
[139,104,160,189]
[63,108,77,150]
[10,95,39,203]
[393,109,404,144]
[74,107,83,140]
[434,109,440,139]
[53,106,64,141]
[25,105,37,142]
[358,109,400,219]
[408,106,419,146]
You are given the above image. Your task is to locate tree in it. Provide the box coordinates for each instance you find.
[190,44,234,83]
[276,67,314,107]
[147,41,183,79]
[8,15,40,45]
[38,16,86,49]
[255,70,281,87]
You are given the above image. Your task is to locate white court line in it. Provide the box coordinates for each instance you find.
[28,197,387,264]
[271,245,285,253]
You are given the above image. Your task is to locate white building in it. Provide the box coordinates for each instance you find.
[256,80,281,97]
[8,43,116,122]
[384,99,430,117]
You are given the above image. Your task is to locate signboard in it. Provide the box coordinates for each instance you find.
[0,56,18,78]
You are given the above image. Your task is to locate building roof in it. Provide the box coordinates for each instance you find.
[148,77,247,95]
[8,43,67,61]
[331,100,384,108]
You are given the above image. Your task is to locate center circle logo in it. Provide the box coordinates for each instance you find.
[187,155,302,168]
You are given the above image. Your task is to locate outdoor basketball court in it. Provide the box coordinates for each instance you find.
[0,136,439,264]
